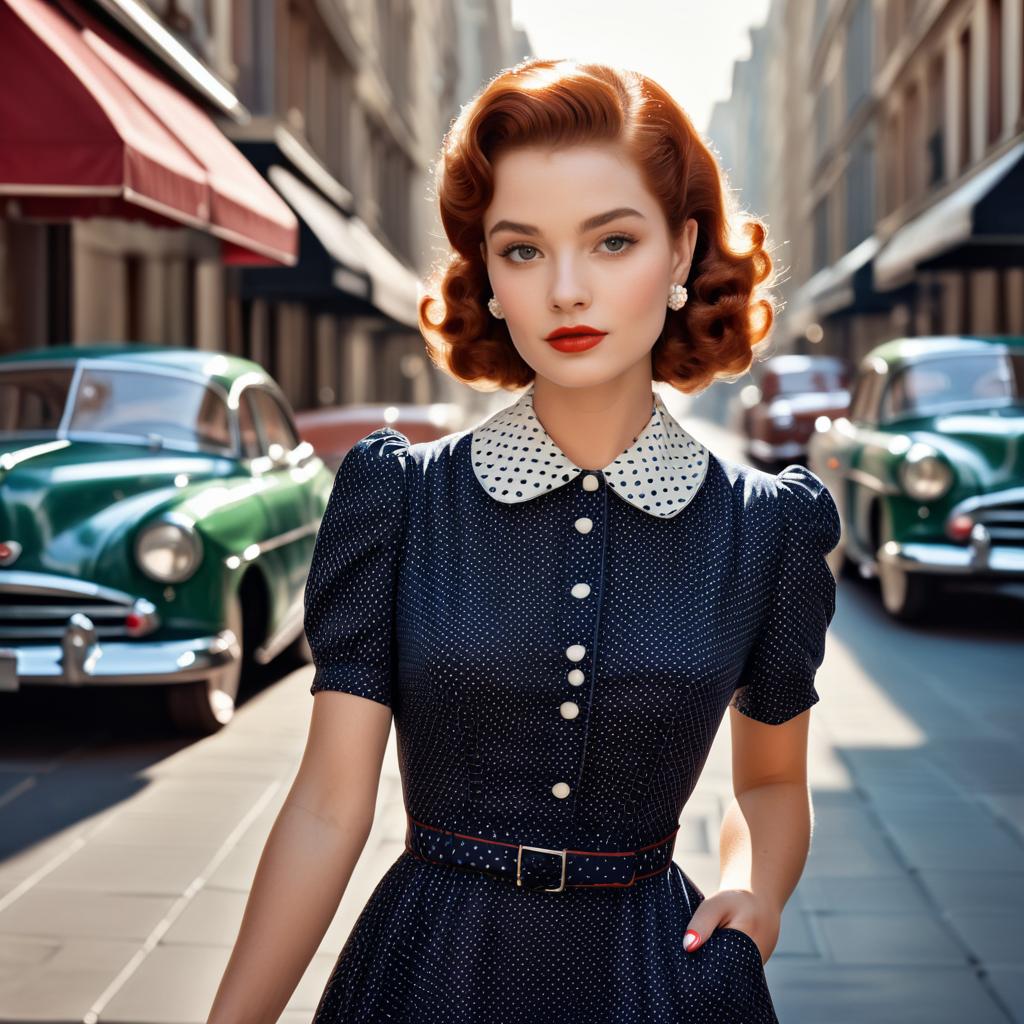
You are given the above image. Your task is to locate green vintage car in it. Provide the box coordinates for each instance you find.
[0,344,334,733]
[808,335,1024,621]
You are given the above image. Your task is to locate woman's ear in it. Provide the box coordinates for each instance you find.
[671,218,698,283]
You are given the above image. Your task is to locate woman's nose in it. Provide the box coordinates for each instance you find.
[548,256,591,311]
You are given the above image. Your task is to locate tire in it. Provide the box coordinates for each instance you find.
[292,630,313,665]
[877,559,933,622]
[836,544,862,582]
[165,592,245,735]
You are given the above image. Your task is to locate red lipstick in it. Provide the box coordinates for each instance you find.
[545,324,608,353]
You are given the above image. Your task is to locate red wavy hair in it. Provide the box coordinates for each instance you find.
[418,57,778,394]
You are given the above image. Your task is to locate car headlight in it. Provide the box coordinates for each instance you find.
[135,515,203,583]
[898,443,954,502]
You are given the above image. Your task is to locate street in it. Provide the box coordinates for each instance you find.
[0,408,1022,1023]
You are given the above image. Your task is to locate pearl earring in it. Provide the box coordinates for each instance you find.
[488,295,505,319]
[668,283,688,311]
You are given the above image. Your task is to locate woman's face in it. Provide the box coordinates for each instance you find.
[480,142,697,390]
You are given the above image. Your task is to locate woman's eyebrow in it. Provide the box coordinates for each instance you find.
[487,207,646,239]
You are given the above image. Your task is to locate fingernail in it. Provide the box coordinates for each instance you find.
[683,929,700,951]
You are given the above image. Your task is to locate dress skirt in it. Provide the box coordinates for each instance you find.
[310,850,779,1023]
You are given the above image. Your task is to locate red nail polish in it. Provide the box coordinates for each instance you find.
[683,929,701,951]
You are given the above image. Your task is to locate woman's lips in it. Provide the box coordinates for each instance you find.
[546,332,607,353]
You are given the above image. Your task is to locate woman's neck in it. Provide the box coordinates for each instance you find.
[529,372,657,472]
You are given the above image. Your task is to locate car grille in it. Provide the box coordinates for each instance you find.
[0,575,144,644]
[973,496,1024,547]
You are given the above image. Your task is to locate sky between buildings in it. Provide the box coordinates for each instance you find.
[509,0,772,137]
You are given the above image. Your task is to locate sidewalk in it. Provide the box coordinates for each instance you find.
[0,409,1021,1022]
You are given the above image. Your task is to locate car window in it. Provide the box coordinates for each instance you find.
[849,368,884,424]
[0,367,75,435]
[67,368,232,452]
[238,391,262,459]
[882,352,1024,418]
[772,368,842,394]
[248,388,301,455]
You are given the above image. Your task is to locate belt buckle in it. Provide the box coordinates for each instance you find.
[516,844,568,893]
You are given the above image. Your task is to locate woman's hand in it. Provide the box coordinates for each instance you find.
[682,887,781,965]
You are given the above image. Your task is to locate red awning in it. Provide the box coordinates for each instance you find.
[0,0,298,266]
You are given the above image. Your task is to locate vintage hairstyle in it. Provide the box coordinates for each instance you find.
[418,57,779,394]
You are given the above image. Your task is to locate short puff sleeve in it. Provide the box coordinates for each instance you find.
[303,428,409,706]
[730,464,842,725]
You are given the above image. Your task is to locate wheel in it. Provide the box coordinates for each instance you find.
[833,542,862,582]
[293,630,313,665]
[165,592,244,735]
[283,628,313,668]
[877,558,933,622]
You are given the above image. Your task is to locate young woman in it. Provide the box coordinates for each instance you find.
[207,58,841,1024]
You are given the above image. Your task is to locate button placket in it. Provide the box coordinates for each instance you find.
[552,471,606,802]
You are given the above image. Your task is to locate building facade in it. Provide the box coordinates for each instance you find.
[709,0,1024,372]
[1,0,530,419]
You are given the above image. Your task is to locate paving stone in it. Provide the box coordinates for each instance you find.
[89,809,243,848]
[766,961,1009,1022]
[882,815,1024,872]
[984,966,1024,1023]
[162,888,246,946]
[926,739,1024,794]
[916,870,1024,915]
[840,748,964,797]
[801,825,906,878]
[101,942,231,1024]
[980,794,1024,842]
[797,874,932,914]
[145,751,300,780]
[0,935,138,1020]
[204,840,265,892]
[774,904,822,957]
[813,911,968,966]
[0,888,173,940]
[948,913,1024,967]
[118,777,270,819]
[35,842,211,896]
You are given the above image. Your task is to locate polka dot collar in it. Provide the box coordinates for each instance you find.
[470,383,709,518]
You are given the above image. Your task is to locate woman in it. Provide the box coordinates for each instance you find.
[207,58,841,1024]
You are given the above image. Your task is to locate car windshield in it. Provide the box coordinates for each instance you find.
[762,367,846,398]
[883,351,1024,419]
[0,365,233,453]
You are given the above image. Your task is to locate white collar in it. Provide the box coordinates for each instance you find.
[470,384,709,519]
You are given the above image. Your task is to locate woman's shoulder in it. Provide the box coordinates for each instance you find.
[710,454,841,551]
[337,425,474,489]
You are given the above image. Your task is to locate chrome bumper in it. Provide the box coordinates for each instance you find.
[877,540,1024,577]
[0,620,239,692]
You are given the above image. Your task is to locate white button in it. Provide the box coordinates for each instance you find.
[565,644,586,662]
[560,701,580,719]
[575,517,593,534]
[567,669,585,685]
[582,474,600,491]
[571,582,591,599]
[551,782,571,799]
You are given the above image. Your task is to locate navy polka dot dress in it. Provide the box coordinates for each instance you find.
[303,382,842,1023]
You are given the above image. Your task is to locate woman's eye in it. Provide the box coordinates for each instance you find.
[498,234,636,263]
[500,243,540,263]
[599,234,635,254]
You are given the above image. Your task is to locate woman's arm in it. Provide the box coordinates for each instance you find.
[205,692,393,1024]
[682,705,813,963]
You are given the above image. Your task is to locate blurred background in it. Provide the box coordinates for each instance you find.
[1,0,1023,1021]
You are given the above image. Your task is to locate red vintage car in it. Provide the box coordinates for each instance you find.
[737,354,851,471]
[293,402,466,474]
